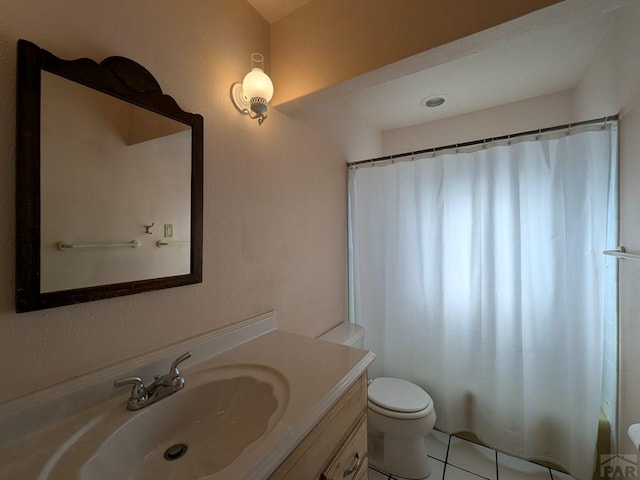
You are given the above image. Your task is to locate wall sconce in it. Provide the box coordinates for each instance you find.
[231,53,274,126]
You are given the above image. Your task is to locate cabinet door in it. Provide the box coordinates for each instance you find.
[321,415,367,480]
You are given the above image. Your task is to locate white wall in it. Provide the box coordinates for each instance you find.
[573,2,640,454]
[293,97,382,164]
[382,90,574,156]
[617,97,640,454]
[0,0,350,404]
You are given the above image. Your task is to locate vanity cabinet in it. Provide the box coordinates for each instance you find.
[269,373,368,480]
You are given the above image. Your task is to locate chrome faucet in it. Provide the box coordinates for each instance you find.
[114,352,191,411]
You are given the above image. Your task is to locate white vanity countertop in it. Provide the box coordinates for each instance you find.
[197,329,374,478]
[0,319,374,480]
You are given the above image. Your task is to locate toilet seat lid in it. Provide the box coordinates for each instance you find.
[368,377,432,413]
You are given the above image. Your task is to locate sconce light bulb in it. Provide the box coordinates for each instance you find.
[242,67,274,107]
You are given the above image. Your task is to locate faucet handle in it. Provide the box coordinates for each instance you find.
[114,376,147,401]
[169,352,192,376]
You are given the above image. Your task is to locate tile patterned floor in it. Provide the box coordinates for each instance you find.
[368,430,576,480]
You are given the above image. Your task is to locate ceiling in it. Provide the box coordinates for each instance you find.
[246,0,312,24]
[346,8,619,131]
[249,1,625,132]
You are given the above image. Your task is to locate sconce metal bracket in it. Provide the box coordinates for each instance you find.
[230,83,267,125]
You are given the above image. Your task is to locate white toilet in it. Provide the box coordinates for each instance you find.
[320,323,437,480]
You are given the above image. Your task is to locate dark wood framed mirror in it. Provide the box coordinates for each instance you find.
[15,39,203,312]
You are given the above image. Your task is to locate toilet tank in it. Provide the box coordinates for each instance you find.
[319,323,364,348]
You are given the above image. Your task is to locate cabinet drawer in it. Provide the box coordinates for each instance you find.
[353,457,368,480]
[321,415,367,480]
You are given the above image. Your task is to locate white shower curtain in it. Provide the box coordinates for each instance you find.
[349,126,616,480]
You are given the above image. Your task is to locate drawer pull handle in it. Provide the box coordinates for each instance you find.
[343,452,361,477]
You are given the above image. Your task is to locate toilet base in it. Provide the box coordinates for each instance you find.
[366,377,437,479]
[368,420,433,479]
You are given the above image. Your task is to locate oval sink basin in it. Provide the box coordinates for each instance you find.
[42,364,289,479]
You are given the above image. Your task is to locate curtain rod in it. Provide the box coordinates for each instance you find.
[347,114,618,168]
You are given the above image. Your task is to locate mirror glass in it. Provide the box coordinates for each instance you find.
[16,40,203,312]
[40,72,191,292]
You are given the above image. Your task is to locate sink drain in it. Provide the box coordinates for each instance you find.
[164,443,188,461]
